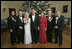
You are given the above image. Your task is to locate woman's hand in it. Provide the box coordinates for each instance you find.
[45,28,47,31]
[25,18,28,24]
[24,18,28,24]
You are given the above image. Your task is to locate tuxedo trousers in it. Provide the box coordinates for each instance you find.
[10,31,16,45]
[17,29,24,43]
[55,29,62,45]
[46,28,53,42]
[31,28,38,43]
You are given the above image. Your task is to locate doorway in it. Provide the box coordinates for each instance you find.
[51,7,56,14]
[9,8,16,16]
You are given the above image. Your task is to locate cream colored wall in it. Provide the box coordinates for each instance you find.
[1,1,71,20]
[48,1,71,18]
[1,1,23,20]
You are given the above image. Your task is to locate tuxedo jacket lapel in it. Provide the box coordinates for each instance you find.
[57,16,61,23]
[31,14,33,23]
[31,14,36,23]
[34,14,36,22]
[19,16,24,22]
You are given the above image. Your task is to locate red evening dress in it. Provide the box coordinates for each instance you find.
[39,16,47,43]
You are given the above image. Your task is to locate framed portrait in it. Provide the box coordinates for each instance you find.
[3,8,6,12]
[63,5,68,13]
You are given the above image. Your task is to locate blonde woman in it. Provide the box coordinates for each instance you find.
[24,12,32,45]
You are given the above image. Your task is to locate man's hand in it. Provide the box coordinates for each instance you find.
[38,27,39,30]
[54,26,58,29]
[10,29,13,32]
[19,26,23,29]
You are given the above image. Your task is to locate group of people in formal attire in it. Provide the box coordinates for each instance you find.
[7,8,64,46]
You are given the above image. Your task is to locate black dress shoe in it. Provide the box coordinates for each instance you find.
[50,41,52,43]
[21,41,24,43]
[12,43,14,45]
[54,42,58,44]
[35,41,37,44]
[18,42,20,44]
[59,43,62,46]
[32,42,33,44]
[47,41,50,43]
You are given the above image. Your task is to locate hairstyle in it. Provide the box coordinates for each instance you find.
[10,10,16,16]
[24,12,29,18]
[18,9,23,13]
[31,8,35,10]
[56,9,61,12]
[40,11,44,14]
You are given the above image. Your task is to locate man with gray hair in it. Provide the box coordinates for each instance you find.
[54,10,64,46]
[46,9,55,43]
[29,8,39,44]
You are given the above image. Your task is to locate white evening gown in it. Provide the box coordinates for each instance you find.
[24,18,32,44]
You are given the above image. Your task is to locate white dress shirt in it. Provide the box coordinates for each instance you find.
[55,15,60,24]
[48,16,53,22]
[32,14,35,22]
[19,16,23,22]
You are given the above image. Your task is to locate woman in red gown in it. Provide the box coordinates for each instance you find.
[39,11,47,43]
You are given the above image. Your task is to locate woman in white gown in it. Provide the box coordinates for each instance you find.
[24,12,32,45]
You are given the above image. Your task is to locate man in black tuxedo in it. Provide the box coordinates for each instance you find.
[29,9,39,43]
[7,10,17,45]
[16,10,24,44]
[46,10,55,43]
[54,10,64,46]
